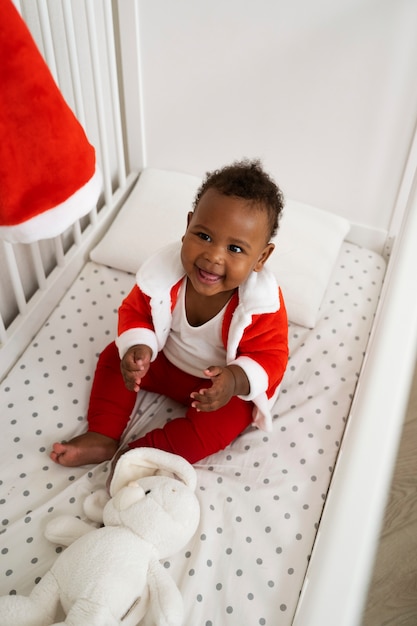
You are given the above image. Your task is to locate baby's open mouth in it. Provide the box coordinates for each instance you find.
[197,268,222,284]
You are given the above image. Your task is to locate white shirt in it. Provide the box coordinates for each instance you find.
[163,278,227,377]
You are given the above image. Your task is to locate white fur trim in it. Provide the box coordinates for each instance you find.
[229,356,269,400]
[226,268,280,362]
[116,328,158,360]
[136,242,184,296]
[0,166,102,243]
[252,384,282,432]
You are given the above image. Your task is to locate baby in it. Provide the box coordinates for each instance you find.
[51,159,289,467]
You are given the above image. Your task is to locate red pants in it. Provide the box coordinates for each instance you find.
[87,342,254,463]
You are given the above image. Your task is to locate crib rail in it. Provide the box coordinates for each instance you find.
[293,149,417,625]
[0,0,139,381]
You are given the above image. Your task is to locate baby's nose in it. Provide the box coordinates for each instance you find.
[205,244,224,264]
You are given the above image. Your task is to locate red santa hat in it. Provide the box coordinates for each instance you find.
[0,0,102,244]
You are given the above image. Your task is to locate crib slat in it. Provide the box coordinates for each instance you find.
[62,0,86,126]
[89,206,98,225]
[29,242,47,290]
[103,0,127,188]
[85,0,112,206]
[72,220,82,247]
[2,241,27,315]
[61,1,103,227]
[54,236,65,267]
[36,0,58,82]
[0,312,7,345]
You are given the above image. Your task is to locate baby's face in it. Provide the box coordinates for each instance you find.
[181,188,274,298]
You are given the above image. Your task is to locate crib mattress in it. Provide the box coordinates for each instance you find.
[0,242,385,624]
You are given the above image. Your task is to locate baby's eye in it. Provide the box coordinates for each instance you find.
[228,244,243,254]
[197,232,211,242]
[145,489,151,495]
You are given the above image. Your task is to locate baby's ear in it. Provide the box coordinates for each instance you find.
[254,242,275,272]
[182,211,194,242]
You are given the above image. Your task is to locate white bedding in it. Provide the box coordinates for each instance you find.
[0,242,385,624]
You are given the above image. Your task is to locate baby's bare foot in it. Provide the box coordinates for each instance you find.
[50,432,119,467]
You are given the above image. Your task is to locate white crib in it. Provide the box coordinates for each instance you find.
[1,2,417,625]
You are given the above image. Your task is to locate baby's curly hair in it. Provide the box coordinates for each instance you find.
[192,159,284,240]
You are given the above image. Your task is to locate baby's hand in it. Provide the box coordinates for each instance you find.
[190,365,247,412]
[121,344,152,392]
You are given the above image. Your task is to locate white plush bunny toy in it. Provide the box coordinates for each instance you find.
[0,448,200,626]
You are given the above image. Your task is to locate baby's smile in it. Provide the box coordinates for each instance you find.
[197,267,222,284]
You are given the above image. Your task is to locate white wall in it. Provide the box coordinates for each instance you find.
[125,0,417,234]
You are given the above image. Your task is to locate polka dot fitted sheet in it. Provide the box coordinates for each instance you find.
[0,242,386,624]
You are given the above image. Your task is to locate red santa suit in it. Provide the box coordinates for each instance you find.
[87,243,288,463]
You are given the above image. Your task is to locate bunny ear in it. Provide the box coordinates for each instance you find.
[110,448,197,496]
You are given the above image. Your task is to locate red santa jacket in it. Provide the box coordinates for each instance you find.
[116,243,288,431]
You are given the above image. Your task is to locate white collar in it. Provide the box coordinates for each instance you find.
[136,241,280,313]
